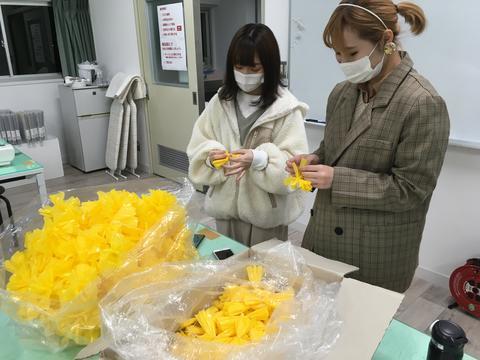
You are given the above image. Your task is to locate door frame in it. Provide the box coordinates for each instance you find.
[134,0,153,174]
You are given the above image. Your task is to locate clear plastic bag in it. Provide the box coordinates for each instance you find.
[0,178,197,351]
[100,241,342,360]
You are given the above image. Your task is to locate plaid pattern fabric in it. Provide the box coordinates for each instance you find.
[304,53,450,292]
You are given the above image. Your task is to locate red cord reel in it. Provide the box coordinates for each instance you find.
[449,258,480,318]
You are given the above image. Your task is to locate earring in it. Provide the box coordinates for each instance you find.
[384,42,397,55]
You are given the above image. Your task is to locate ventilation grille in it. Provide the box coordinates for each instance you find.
[157,145,189,173]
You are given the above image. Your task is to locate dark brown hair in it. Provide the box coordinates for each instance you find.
[323,0,426,48]
[219,23,284,109]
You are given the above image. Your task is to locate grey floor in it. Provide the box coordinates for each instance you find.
[2,166,479,358]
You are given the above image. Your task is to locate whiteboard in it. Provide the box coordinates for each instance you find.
[289,0,480,146]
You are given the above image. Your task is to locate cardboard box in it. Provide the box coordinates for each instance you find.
[249,240,404,360]
[77,240,404,360]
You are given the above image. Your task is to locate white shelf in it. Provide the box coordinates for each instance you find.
[304,120,326,127]
[448,138,480,150]
[16,136,64,179]
[303,123,480,150]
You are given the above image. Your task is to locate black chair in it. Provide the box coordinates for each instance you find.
[0,185,19,251]
[0,186,13,228]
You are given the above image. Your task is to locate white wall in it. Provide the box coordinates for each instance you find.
[418,147,480,284]
[89,0,142,80]
[0,79,66,160]
[89,0,151,172]
[264,0,290,62]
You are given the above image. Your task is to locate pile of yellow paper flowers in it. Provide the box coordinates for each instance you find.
[4,188,197,347]
[177,265,294,345]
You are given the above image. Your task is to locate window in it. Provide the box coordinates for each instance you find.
[0,25,9,75]
[200,7,213,71]
[0,3,61,77]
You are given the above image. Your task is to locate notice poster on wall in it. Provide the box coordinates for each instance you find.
[157,3,187,71]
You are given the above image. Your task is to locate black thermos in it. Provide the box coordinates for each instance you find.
[427,320,468,360]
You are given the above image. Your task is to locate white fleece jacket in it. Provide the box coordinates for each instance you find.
[187,87,309,229]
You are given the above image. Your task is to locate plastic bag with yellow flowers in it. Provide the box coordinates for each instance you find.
[0,178,199,352]
[100,241,342,360]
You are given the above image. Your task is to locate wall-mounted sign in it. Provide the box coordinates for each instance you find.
[157,3,187,71]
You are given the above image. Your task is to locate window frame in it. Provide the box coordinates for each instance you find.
[0,0,62,83]
[200,6,214,71]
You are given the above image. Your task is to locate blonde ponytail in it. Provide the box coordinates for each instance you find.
[397,2,426,35]
[324,1,427,48]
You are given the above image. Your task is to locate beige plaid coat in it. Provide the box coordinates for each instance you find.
[302,53,450,292]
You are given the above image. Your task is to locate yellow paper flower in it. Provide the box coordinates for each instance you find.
[4,188,197,346]
[196,310,217,338]
[212,152,240,169]
[246,265,264,282]
[284,158,312,192]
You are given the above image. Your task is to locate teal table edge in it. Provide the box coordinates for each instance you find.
[0,152,43,179]
[373,319,476,360]
[195,223,249,259]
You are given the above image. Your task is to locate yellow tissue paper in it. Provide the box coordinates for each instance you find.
[246,265,264,282]
[284,158,312,192]
[212,152,240,169]
[2,186,197,348]
[177,265,294,345]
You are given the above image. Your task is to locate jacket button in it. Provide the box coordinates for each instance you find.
[334,227,343,236]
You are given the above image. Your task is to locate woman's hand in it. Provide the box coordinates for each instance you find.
[208,149,227,165]
[285,154,320,175]
[301,164,334,189]
[224,149,253,182]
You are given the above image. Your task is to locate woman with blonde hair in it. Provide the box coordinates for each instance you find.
[288,0,449,292]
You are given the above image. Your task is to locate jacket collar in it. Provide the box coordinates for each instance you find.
[371,51,414,109]
[327,52,413,164]
[218,86,309,136]
[354,51,414,107]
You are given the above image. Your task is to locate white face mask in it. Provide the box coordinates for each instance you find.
[339,43,384,84]
[234,69,264,93]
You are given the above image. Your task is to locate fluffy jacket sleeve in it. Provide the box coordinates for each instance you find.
[248,108,308,195]
[187,104,227,186]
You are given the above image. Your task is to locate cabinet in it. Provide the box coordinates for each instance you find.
[59,85,111,172]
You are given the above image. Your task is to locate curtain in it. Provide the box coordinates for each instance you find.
[52,0,96,76]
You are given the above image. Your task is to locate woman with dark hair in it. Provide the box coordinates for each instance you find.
[287,0,450,292]
[187,23,308,246]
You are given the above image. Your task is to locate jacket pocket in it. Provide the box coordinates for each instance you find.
[267,192,277,208]
[208,185,215,198]
[355,138,394,172]
[245,127,274,149]
[357,138,393,151]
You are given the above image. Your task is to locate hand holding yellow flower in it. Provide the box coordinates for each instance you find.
[284,158,313,192]
[212,152,240,169]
